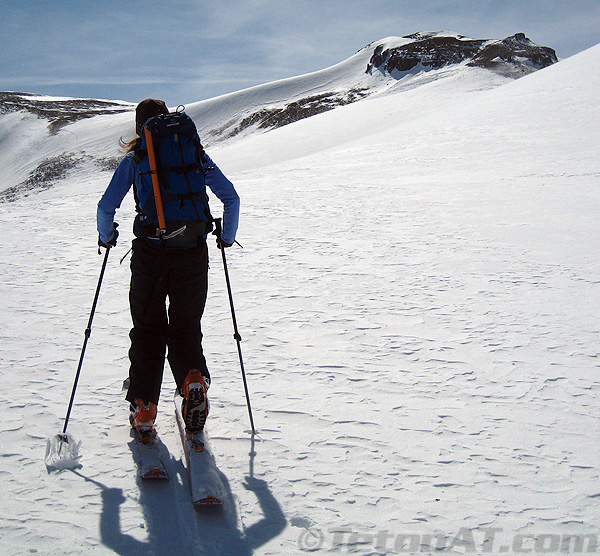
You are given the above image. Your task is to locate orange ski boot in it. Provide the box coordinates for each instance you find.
[130,398,157,443]
[182,370,210,435]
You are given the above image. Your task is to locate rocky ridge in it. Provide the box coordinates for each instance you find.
[0,92,132,135]
[367,32,558,78]
[209,32,557,141]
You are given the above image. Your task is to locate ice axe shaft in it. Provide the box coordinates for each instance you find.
[144,126,167,235]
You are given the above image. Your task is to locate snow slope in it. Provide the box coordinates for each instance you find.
[1,32,532,194]
[0,42,599,556]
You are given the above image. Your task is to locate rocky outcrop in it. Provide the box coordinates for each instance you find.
[367,32,557,77]
[0,92,131,135]
[225,33,558,141]
[206,88,370,141]
[468,33,558,73]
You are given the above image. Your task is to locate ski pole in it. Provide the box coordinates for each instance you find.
[214,218,256,435]
[60,245,111,440]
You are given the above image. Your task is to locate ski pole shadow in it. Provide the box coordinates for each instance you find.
[240,475,287,551]
[238,433,287,552]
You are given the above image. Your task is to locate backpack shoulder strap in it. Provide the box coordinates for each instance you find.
[132,148,147,165]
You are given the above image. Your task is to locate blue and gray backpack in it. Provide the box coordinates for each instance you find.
[133,110,213,246]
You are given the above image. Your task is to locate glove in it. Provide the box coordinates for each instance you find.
[216,236,234,249]
[98,222,119,249]
[211,217,234,249]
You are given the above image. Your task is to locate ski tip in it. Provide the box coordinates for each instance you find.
[141,467,169,480]
[194,495,223,507]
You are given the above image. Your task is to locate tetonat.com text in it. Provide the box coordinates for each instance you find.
[296,526,599,553]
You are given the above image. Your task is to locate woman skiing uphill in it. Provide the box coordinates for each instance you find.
[97,98,240,442]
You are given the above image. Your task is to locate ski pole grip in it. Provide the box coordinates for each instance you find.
[213,217,223,237]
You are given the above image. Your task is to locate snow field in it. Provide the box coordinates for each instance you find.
[0,43,599,556]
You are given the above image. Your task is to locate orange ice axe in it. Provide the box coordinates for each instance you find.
[144,126,167,236]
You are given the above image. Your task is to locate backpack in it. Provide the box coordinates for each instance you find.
[133,111,213,245]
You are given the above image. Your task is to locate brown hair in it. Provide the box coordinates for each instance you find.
[119,98,169,153]
[136,98,169,134]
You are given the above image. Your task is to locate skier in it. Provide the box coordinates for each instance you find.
[97,98,239,442]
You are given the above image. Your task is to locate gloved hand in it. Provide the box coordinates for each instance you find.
[212,217,234,249]
[98,222,119,249]
[216,236,233,249]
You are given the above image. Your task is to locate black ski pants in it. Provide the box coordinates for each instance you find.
[126,238,210,406]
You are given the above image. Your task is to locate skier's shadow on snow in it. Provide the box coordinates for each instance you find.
[72,438,285,556]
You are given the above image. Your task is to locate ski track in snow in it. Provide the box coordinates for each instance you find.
[1,45,599,555]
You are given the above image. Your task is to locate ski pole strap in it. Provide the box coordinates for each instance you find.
[143,126,167,234]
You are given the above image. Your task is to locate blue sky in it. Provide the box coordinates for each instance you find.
[2,0,599,106]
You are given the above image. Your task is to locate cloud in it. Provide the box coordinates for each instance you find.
[1,0,599,104]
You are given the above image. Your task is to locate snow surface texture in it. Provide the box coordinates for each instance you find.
[0,38,599,555]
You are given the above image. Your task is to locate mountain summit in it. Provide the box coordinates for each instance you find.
[188,31,557,143]
[367,32,558,78]
[0,32,559,197]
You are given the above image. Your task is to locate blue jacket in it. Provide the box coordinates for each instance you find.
[97,151,239,245]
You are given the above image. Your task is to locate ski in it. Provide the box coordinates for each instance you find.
[129,429,169,480]
[174,395,226,506]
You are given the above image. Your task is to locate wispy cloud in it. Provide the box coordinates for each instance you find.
[2,0,599,104]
